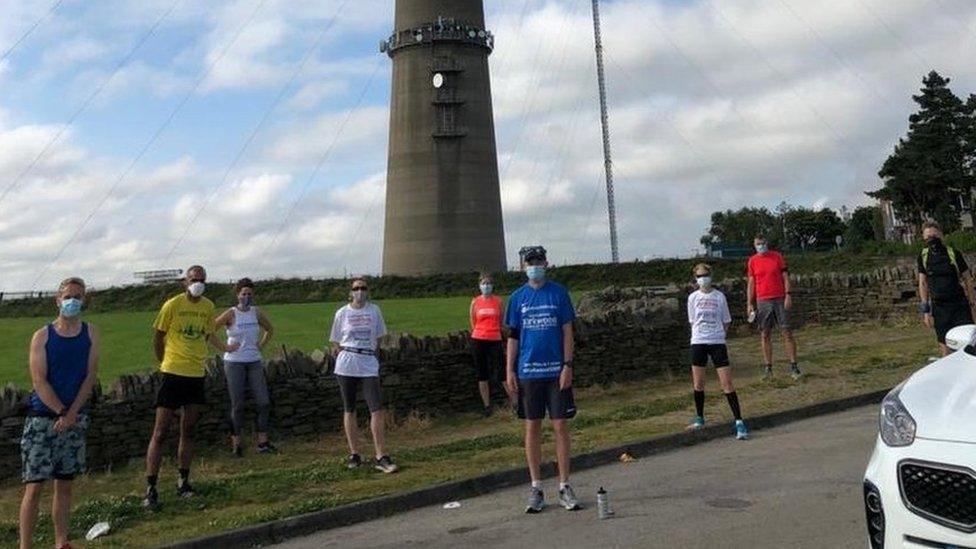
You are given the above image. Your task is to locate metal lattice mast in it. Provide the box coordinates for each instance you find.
[591,0,619,263]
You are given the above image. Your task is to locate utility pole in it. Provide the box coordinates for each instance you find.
[591,0,619,263]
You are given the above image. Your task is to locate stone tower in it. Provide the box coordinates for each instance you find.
[380,0,506,275]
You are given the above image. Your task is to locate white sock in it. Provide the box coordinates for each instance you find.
[559,482,569,491]
[531,480,542,489]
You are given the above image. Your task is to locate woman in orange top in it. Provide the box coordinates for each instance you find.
[470,272,504,417]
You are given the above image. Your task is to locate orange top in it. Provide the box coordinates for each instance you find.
[470,295,503,341]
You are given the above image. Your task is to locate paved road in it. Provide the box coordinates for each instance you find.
[277,406,877,549]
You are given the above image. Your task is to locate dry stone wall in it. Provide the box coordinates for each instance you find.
[0,266,920,479]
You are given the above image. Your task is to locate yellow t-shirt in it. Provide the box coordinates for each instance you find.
[153,293,215,378]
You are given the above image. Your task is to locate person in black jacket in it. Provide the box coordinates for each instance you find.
[917,221,976,356]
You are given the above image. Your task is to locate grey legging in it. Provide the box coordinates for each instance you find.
[223,360,270,436]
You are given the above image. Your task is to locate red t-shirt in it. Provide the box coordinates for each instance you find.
[747,251,788,300]
[470,295,503,341]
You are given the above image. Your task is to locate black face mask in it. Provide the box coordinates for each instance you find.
[926,236,942,247]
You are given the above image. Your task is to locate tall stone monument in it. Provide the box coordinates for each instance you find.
[380,0,506,275]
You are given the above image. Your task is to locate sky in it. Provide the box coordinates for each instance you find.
[2,0,976,292]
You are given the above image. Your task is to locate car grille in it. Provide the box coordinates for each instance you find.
[899,460,976,533]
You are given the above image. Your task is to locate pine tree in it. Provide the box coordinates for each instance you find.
[868,71,975,233]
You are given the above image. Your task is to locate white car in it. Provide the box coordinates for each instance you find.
[864,324,976,548]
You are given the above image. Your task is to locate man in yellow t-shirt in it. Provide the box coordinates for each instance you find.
[142,265,237,508]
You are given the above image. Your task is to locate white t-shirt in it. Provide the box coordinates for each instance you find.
[687,289,732,345]
[329,302,387,377]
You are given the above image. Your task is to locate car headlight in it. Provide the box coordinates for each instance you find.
[879,384,916,447]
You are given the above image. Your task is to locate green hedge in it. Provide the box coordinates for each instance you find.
[0,250,912,318]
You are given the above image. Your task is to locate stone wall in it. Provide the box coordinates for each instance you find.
[0,295,686,480]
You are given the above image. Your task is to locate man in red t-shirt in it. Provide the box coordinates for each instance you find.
[746,235,800,380]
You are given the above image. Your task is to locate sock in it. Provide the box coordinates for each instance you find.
[178,468,190,485]
[559,482,569,491]
[693,390,705,418]
[531,480,542,489]
[725,391,742,421]
[147,475,158,488]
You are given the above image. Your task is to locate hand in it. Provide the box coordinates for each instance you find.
[505,373,517,398]
[54,410,77,434]
[923,313,934,329]
[226,341,241,353]
[746,303,754,316]
[784,295,793,311]
[559,366,573,390]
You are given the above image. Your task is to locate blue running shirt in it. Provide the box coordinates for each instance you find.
[505,281,576,380]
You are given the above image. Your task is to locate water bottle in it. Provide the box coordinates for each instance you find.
[597,486,613,519]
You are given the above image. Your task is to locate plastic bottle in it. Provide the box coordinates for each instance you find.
[597,486,613,519]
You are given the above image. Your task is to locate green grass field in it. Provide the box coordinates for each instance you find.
[0,296,516,388]
[0,321,935,548]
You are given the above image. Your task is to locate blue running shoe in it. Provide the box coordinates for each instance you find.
[735,420,749,440]
[687,416,705,431]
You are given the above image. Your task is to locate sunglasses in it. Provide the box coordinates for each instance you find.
[352,286,368,291]
[188,278,205,283]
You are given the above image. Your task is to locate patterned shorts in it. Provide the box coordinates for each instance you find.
[21,415,90,483]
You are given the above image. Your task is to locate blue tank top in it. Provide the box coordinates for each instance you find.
[29,323,91,416]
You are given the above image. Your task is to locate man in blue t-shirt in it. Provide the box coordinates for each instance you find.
[505,245,580,513]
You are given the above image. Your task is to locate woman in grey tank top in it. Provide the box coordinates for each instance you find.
[215,278,276,457]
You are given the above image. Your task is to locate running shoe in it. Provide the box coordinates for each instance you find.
[257,442,278,454]
[375,455,399,474]
[735,419,749,440]
[686,416,705,430]
[142,486,159,508]
[525,486,545,514]
[232,445,243,458]
[789,362,803,380]
[176,481,195,499]
[558,485,581,511]
[346,453,362,469]
[483,406,493,418]
[761,364,773,380]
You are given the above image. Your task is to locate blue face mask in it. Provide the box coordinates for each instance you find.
[239,295,253,308]
[526,265,546,282]
[60,298,83,318]
[480,284,493,296]
[755,244,768,254]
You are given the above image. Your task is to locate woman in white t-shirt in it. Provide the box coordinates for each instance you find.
[686,263,748,440]
[329,279,397,474]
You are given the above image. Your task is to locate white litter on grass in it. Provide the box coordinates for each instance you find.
[86,521,110,541]
[442,501,461,509]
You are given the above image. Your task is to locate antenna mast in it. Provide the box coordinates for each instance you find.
[591,0,619,263]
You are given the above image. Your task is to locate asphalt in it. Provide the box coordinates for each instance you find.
[275,405,878,549]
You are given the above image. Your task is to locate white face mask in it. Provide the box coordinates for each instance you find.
[696,276,712,288]
[188,282,205,297]
[351,289,367,303]
[755,243,768,254]
[480,284,492,296]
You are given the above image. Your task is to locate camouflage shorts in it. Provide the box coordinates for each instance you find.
[21,415,90,483]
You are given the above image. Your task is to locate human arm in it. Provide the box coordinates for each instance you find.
[469,299,477,331]
[209,333,239,353]
[505,336,519,396]
[559,322,574,390]
[918,273,933,328]
[214,308,234,330]
[56,325,101,433]
[781,255,793,310]
[256,308,274,349]
[29,328,66,416]
[153,330,166,363]
[746,276,756,314]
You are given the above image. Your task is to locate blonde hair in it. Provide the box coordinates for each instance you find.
[58,277,86,295]
[692,263,712,276]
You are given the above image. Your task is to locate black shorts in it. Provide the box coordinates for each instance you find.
[336,375,383,413]
[690,344,730,367]
[155,373,206,409]
[516,379,576,420]
[933,300,974,344]
[471,339,503,382]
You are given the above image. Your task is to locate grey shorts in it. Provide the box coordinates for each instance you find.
[21,415,90,483]
[336,375,383,413]
[757,298,791,331]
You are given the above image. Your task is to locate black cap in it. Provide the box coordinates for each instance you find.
[520,245,547,263]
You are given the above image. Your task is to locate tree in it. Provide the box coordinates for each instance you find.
[702,207,779,247]
[868,71,975,233]
[844,206,882,244]
[781,207,844,250]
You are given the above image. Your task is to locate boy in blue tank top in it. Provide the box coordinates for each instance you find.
[505,246,580,514]
[19,277,100,549]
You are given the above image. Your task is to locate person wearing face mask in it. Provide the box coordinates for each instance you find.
[329,279,398,474]
[215,278,276,457]
[917,221,975,356]
[143,265,239,508]
[746,234,801,380]
[686,264,748,440]
[506,246,580,513]
[19,277,100,549]
[469,272,505,417]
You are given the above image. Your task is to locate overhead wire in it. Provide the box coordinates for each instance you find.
[0,0,66,66]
